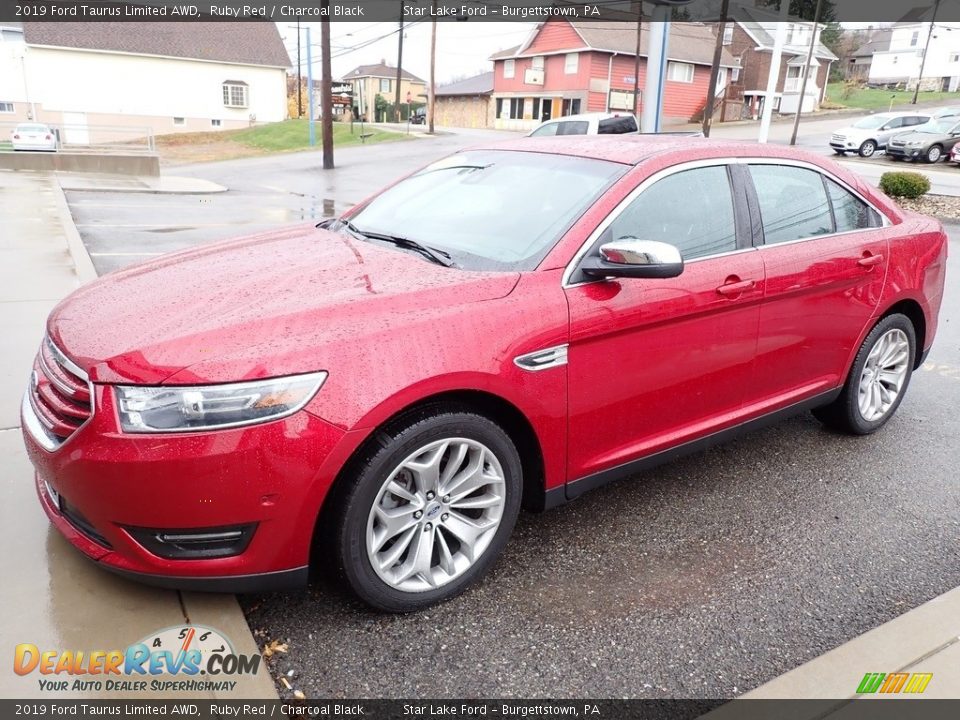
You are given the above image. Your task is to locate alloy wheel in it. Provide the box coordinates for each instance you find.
[365,438,506,593]
[860,140,876,157]
[857,329,910,422]
[927,146,942,162]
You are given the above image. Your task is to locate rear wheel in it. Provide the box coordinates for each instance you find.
[858,140,877,158]
[813,314,916,435]
[332,409,522,612]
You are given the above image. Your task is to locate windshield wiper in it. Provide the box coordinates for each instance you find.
[340,220,455,268]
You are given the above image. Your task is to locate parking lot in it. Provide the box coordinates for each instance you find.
[62,125,960,698]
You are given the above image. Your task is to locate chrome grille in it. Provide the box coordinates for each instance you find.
[26,337,93,450]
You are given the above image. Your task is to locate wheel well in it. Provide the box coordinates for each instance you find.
[882,299,926,368]
[312,390,548,566]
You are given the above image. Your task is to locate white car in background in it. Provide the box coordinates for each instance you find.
[829,111,930,157]
[527,112,639,137]
[10,123,57,152]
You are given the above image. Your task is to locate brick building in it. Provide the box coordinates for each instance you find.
[489,19,736,131]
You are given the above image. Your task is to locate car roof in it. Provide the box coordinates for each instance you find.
[469,135,832,167]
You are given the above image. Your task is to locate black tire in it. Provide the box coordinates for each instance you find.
[331,407,522,612]
[813,314,916,435]
[926,145,944,163]
[833,150,845,155]
[889,155,903,161]
[858,140,877,158]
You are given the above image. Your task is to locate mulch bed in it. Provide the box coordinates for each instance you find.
[895,194,960,221]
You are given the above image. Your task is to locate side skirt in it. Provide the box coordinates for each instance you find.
[542,389,841,511]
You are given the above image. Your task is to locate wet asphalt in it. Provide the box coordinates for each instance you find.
[65,132,960,699]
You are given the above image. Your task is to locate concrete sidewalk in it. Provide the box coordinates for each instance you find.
[56,171,226,194]
[0,169,274,700]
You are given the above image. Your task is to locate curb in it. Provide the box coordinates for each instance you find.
[51,177,98,285]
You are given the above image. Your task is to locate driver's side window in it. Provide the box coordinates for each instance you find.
[609,165,738,261]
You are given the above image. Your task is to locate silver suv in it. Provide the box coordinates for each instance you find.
[829,112,931,157]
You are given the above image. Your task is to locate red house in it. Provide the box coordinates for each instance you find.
[490,20,736,131]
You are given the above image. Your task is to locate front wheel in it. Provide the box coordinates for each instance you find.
[926,145,943,163]
[813,314,916,435]
[332,409,522,612]
[858,140,877,158]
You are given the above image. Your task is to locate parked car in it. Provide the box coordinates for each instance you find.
[930,106,960,119]
[528,112,639,137]
[409,107,426,125]
[22,138,946,611]
[886,117,960,162]
[10,123,57,152]
[829,112,930,157]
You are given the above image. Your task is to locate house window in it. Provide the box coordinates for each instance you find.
[565,52,579,74]
[532,97,541,119]
[562,98,581,116]
[667,62,694,83]
[496,97,525,119]
[0,101,13,113]
[504,59,515,79]
[722,25,733,45]
[911,30,920,47]
[532,56,544,70]
[222,82,248,108]
[379,78,391,93]
[173,117,185,126]
[731,67,741,82]
[211,119,222,127]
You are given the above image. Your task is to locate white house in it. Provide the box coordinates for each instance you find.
[0,21,289,142]
[869,20,960,91]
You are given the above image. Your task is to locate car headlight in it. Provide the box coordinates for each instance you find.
[115,372,327,433]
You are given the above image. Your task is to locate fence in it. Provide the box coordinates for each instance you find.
[0,121,155,154]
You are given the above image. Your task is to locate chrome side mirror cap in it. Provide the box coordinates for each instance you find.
[580,239,684,280]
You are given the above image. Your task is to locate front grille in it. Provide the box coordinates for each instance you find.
[28,338,93,449]
[831,134,845,142]
[60,496,112,548]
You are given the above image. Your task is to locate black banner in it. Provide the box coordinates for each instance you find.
[4,700,960,720]
[0,0,958,24]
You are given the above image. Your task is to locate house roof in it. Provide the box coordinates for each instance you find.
[729,2,838,61]
[436,72,494,96]
[344,63,426,83]
[21,22,290,68]
[490,21,736,67]
[852,29,894,58]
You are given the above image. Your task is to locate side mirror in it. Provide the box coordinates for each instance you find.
[580,239,684,279]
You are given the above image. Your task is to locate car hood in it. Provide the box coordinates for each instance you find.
[48,224,520,385]
[891,130,948,143]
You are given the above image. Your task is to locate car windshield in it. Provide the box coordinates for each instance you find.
[919,119,957,134]
[851,116,889,129]
[343,150,626,271]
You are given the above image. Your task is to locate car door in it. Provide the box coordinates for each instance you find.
[942,119,960,154]
[878,116,905,146]
[564,162,763,483]
[747,161,890,411]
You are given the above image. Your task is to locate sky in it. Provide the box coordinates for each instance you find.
[278,21,536,85]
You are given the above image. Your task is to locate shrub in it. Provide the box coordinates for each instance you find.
[879,171,931,199]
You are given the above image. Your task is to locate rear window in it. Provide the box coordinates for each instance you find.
[598,116,638,134]
[17,124,49,133]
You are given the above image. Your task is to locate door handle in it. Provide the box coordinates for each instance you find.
[858,254,884,268]
[716,279,755,297]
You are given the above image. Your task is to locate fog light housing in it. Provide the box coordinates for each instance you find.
[126,523,257,559]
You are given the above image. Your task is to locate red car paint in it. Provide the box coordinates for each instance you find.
[21,138,947,590]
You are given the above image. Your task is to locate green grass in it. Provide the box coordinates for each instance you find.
[232,119,408,151]
[825,82,959,111]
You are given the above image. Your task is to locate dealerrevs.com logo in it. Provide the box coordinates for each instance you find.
[13,625,261,693]
[856,672,933,695]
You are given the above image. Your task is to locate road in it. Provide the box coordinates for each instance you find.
[63,123,960,698]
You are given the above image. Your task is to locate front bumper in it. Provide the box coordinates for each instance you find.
[886,145,923,159]
[22,383,354,590]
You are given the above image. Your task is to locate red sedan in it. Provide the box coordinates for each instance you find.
[22,137,947,611]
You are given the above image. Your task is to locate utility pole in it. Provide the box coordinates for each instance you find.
[296,20,302,118]
[758,0,789,143]
[321,4,334,168]
[702,0,730,137]
[641,3,671,133]
[306,25,315,147]
[790,0,822,146]
[429,0,437,134]
[913,0,942,104]
[395,0,405,122]
[632,1,643,118]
